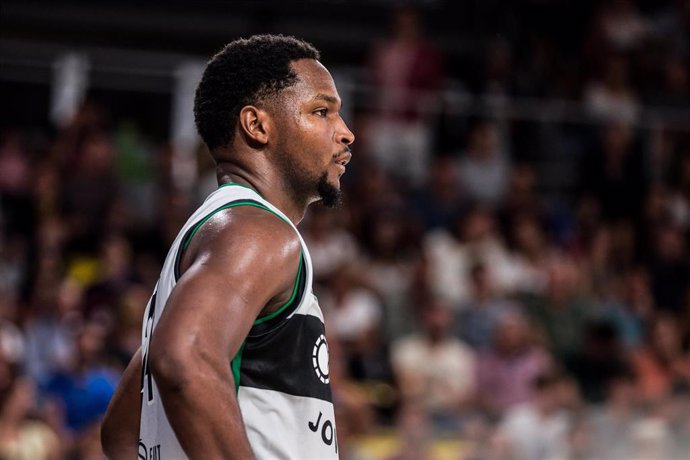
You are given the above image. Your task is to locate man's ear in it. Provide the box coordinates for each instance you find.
[238,105,272,145]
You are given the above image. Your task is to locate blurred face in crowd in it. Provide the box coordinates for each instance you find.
[0,377,35,421]
[77,321,108,364]
[603,122,633,160]
[421,301,452,342]
[546,260,578,304]
[513,216,544,257]
[393,8,422,42]
[508,164,536,197]
[655,225,685,262]
[608,376,636,407]
[470,264,492,300]
[624,267,651,307]
[57,278,83,316]
[534,377,564,414]
[371,212,404,255]
[101,234,132,279]
[461,208,495,242]
[79,132,114,173]
[429,156,460,199]
[494,314,530,354]
[650,315,682,357]
[468,122,500,160]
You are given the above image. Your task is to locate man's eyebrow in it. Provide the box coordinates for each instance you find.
[313,93,340,105]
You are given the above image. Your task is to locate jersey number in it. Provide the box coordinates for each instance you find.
[141,290,157,404]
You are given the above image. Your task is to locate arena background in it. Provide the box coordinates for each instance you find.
[1,1,690,458]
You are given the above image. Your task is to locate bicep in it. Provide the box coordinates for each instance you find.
[149,220,301,376]
[151,265,262,367]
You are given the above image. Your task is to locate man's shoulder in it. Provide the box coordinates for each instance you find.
[199,204,299,250]
[180,203,302,279]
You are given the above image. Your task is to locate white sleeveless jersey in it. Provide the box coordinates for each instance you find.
[138,184,338,460]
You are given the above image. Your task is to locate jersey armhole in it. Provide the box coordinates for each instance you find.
[173,198,306,328]
[253,252,305,326]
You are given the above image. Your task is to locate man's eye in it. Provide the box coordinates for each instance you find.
[314,109,328,117]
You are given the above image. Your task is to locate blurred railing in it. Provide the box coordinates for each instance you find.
[3,38,690,193]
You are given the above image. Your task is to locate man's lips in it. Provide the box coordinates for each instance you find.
[334,148,352,166]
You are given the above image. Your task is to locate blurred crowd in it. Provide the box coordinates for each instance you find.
[1,1,690,459]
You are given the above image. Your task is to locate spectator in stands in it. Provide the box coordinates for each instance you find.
[408,155,469,232]
[492,370,573,460]
[388,401,433,460]
[321,263,383,354]
[631,313,690,402]
[580,122,647,221]
[0,131,33,239]
[345,323,395,424]
[0,374,60,460]
[565,319,629,404]
[584,53,640,123]
[498,164,543,235]
[476,311,552,417]
[456,263,519,351]
[522,258,593,362]
[507,214,552,295]
[108,283,148,368]
[587,368,639,459]
[391,298,475,431]
[301,206,359,287]
[82,233,135,319]
[23,278,80,383]
[648,55,690,108]
[366,7,444,185]
[583,0,649,80]
[41,320,118,435]
[359,208,419,341]
[424,206,514,308]
[668,151,690,230]
[647,222,690,315]
[325,333,375,457]
[458,120,510,208]
[60,131,119,252]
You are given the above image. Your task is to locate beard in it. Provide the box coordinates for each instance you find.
[317,171,342,208]
[274,137,343,208]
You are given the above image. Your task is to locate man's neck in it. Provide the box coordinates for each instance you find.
[216,162,309,224]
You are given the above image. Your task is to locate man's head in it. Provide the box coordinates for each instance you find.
[194,35,320,151]
[194,35,354,207]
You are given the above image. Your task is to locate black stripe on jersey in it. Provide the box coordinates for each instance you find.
[239,313,333,403]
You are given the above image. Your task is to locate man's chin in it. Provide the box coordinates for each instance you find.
[317,175,342,208]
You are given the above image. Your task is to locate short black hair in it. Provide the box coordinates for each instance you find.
[194,34,320,151]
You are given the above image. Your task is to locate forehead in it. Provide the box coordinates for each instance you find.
[285,59,340,103]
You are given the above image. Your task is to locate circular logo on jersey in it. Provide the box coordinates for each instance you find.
[312,334,330,384]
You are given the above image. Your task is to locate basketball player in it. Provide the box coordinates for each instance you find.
[101,35,354,459]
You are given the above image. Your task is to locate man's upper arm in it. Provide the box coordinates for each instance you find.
[148,208,302,384]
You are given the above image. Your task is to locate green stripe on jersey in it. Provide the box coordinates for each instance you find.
[253,254,304,326]
[230,341,246,393]
[181,200,288,252]
[177,198,304,327]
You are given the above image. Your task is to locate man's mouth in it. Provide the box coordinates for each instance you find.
[334,148,352,167]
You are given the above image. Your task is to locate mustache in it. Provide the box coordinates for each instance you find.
[334,147,352,166]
